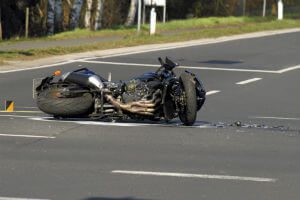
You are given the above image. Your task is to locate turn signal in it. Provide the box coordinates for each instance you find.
[53,70,62,76]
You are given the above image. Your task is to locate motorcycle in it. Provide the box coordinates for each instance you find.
[35,57,206,126]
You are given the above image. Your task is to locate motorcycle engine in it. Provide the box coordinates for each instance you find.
[122,79,152,103]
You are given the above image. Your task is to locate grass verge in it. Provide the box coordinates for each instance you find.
[0,16,299,64]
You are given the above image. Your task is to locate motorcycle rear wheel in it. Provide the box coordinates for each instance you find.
[37,84,93,117]
[179,72,197,126]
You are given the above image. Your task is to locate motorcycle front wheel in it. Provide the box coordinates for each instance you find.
[37,84,94,118]
[179,72,197,126]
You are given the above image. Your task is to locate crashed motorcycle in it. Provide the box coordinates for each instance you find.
[35,57,206,126]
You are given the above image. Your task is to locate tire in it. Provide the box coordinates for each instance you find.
[179,73,197,126]
[37,85,94,117]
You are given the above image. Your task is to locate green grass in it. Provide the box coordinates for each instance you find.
[156,16,269,30]
[1,16,299,64]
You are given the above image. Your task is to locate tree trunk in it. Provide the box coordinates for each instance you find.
[125,0,138,26]
[94,0,105,30]
[54,0,63,32]
[47,0,55,35]
[84,0,93,28]
[70,0,84,30]
[0,7,2,40]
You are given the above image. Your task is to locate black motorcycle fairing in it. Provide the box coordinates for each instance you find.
[73,68,108,82]
[133,71,160,82]
[158,57,178,71]
[35,76,54,92]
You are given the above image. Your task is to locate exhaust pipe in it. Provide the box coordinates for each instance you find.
[104,93,161,116]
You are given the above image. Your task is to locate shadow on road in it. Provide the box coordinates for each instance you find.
[199,60,243,65]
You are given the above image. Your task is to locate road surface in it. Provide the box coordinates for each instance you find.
[0,31,300,200]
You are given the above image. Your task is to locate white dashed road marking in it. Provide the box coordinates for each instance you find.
[111,170,277,183]
[206,90,221,96]
[0,197,50,200]
[0,134,55,139]
[251,116,300,121]
[236,78,262,85]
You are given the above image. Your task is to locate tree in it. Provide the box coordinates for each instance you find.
[54,0,63,31]
[47,0,63,35]
[47,0,55,35]
[0,7,2,40]
[84,0,93,28]
[70,0,84,30]
[125,0,138,26]
[94,0,105,30]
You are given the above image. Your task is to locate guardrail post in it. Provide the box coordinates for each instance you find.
[150,7,156,35]
[278,0,284,20]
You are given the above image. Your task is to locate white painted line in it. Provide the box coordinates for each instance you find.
[0,115,213,128]
[111,170,277,183]
[0,111,43,113]
[0,134,55,139]
[252,116,300,121]
[81,28,300,60]
[29,117,213,128]
[277,64,300,73]
[1,29,300,74]
[78,60,279,74]
[0,114,38,118]
[206,90,221,96]
[0,197,50,200]
[78,60,159,67]
[0,60,74,74]
[15,107,39,109]
[236,78,262,85]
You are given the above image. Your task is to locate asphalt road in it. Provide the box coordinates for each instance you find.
[0,31,300,200]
